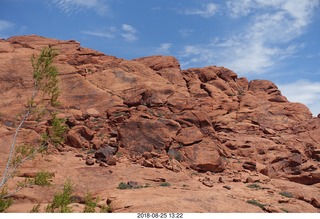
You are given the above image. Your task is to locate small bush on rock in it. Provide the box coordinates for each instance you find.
[159,182,171,187]
[246,183,261,189]
[0,187,12,212]
[83,193,98,213]
[45,180,74,213]
[246,199,266,209]
[34,171,54,186]
[279,191,294,198]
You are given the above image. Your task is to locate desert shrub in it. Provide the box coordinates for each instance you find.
[159,182,171,187]
[31,46,60,106]
[246,199,266,209]
[0,47,61,205]
[29,204,41,213]
[246,183,261,189]
[168,149,183,162]
[100,204,112,213]
[16,177,34,189]
[11,143,37,167]
[48,113,67,146]
[45,180,74,213]
[83,193,98,213]
[117,182,148,190]
[279,191,294,198]
[280,208,289,213]
[117,182,132,190]
[0,187,12,212]
[34,171,54,186]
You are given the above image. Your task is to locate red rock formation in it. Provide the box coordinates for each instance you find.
[0,35,319,186]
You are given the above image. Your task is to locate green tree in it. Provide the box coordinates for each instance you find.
[0,47,61,212]
[31,46,60,106]
[45,180,74,213]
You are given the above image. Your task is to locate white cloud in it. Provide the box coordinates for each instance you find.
[121,24,138,42]
[226,0,257,17]
[180,45,215,67]
[180,1,319,74]
[179,28,194,38]
[277,80,320,116]
[0,20,13,32]
[0,20,14,38]
[51,0,109,15]
[82,24,138,42]
[155,43,172,55]
[81,27,116,38]
[181,3,218,18]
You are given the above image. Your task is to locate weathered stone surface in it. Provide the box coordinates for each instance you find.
[1,35,320,187]
[181,138,225,173]
[94,145,118,160]
[287,172,320,185]
[141,159,154,168]
[118,114,181,155]
[85,108,100,118]
[243,161,257,171]
[66,130,89,148]
[65,125,94,148]
[173,125,203,145]
[85,158,95,166]
[311,198,320,208]
[106,156,117,165]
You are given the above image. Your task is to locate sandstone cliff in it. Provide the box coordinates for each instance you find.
[1,35,320,212]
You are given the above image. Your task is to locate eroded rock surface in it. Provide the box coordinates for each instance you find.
[1,35,320,212]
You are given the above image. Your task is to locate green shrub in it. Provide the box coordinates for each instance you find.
[0,187,12,212]
[117,182,147,190]
[168,149,183,162]
[246,183,261,189]
[280,208,289,213]
[246,199,266,209]
[279,191,294,198]
[45,180,74,213]
[49,113,67,146]
[0,47,61,203]
[34,171,54,186]
[100,204,112,213]
[83,193,98,213]
[16,178,34,189]
[159,182,171,187]
[31,46,60,106]
[29,204,40,213]
[11,144,37,167]
[117,182,132,190]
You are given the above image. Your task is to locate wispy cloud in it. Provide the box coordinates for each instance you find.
[50,0,109,15]
[121,24,138,42]
[0,20,14,38]
[181,3,218,18]
[179,28,194,38]
[81,27,116,38]
[155,43,172,55]
[277,80,320,115]
[180,1,319,74]
[82,24,138,42]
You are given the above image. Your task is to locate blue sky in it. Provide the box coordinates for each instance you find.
[1,0,320,115]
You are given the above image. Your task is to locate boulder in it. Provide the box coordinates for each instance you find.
[173,125,203,145]
[181,138,225,173]
[95,145,118,160]
[85,108,100,118]
[85,158,95,166]
[66,130,89,148]
[118,114,181,155]
[65,125,94,148]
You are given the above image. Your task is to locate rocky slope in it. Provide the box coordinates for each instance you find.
[0,35,319,213]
